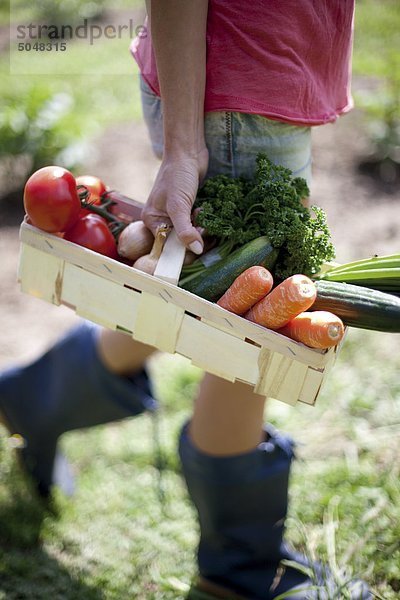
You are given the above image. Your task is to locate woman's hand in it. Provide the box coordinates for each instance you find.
[142,147,208,254]
[143,0,209,254]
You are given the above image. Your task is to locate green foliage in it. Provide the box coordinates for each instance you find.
[1,0,144,195]
[353,0,400,164]
[4,0,144,26]
[0,85,85,172]
[7,0,107,29]
[0,63,142,194]
[353,0,400,80]
[34,0,107,28]
[195,154,335,279]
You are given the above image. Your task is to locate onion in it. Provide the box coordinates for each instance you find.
[117,220,154,261]
[133,224,171,275]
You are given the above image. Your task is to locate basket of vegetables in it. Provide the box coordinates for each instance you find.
[18,158,400,406]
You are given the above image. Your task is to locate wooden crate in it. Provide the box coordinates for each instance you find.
[18,194,341,406]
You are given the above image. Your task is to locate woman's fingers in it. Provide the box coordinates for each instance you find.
[166,196,204,253]
[141,204,172,233]
[142,199,204,254]
[142,154,206,254]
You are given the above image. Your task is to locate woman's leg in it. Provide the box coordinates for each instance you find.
[188,109,312,460]
[0,77,165,496]
[180,112,369,598]
[0,323,157,497]
[189,374,266,456]
[199,110,312,450]
[97,329,155,375]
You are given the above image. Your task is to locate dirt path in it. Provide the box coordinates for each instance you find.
[0,112,399,369]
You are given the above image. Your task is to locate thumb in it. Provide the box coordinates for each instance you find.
[170,210,204,255]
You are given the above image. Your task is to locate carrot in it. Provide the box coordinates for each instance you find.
[277,310,345,349]
[245,274,316,329]
[217,266,274,314]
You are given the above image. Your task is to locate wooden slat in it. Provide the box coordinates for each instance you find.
[176,314,260,383]
[297,343,341,405]
[61,263,140,331]
[262,354,295,405]
[18,244,64,305]
[201,317,246,340]
[269,361,309,406]
[256,349,308,406]
[133,291,184,353]
[298,367,325,405]
[256,349,289,397]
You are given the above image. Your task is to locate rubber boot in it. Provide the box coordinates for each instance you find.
[0,321,157,497]
[179,423,371,600]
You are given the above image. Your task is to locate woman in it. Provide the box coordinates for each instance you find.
[1,1,370,598]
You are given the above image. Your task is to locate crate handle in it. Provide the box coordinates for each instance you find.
[153,229,187,286]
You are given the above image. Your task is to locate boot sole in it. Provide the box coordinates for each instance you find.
[188,578,248,600]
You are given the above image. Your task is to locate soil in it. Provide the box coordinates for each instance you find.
[0,109,399,369]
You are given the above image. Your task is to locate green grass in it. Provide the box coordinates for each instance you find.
[2,24,144,126]
[1,329,400,599]
[353,0,400,79]
[352,0,400,138]
[1,0,35,26]
[1,2,146,173]
[4,38,144,129]
[2,0,145,27]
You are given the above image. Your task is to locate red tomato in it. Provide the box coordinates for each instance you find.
[64,214,119,259]
[24,166,81,233]
[75,175,107,205]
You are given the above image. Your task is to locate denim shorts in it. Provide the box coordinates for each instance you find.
[139,75,312,185]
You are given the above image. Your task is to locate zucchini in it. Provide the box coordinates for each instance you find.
[313,280,400,332]
[180,236,278,302]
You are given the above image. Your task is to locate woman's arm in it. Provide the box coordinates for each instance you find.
[142,0,209,254]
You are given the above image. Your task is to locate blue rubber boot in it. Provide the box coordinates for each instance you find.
[179,423,371,600]
[0,322,157,497]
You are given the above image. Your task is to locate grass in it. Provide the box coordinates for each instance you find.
[353,0,400,79]
[1,328,400,599]
[352,0,400,153]
[1,0,145,27]
[1,1,146,174]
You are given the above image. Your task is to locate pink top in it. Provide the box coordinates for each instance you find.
[131,0,354,126]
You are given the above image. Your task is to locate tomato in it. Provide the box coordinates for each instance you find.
[23,166,81,233]
[75,175,107,205]
[64,213,119,259]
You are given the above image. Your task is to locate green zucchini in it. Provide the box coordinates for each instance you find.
[313,280,400,332]
[180,236,278,302]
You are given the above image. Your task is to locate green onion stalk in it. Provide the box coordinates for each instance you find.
[317,253,400,295]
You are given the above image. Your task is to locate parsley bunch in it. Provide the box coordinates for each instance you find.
[194,154,335,279]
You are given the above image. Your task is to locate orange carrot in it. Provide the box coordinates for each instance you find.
[245,274,316,329]
[277,310,345,349]
[217,266,274,314]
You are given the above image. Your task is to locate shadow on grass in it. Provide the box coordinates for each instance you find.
[0,489,104,600]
